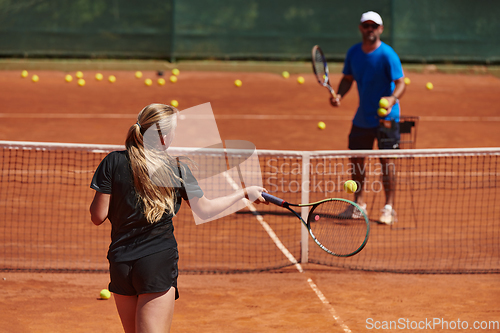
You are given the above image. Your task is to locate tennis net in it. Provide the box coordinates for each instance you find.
[1,141,499,274]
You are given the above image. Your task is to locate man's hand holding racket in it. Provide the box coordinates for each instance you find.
[330,94,342,107]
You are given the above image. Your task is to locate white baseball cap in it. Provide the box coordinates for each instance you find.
[360,11,383,25]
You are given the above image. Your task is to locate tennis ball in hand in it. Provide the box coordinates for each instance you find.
[344,180,357,194]
[317,121,326,130]
[234,79,242,87]
[297,76,305,84]
[171,100,179,107]
[100,289,111,300]
[135,71,143,79]
[65,74,73,83]
[282,71,290,79]
[21,70,28,78]
[172,68,180,76]
[379,98,389,109]
[426,82,434,90]
[377,108,389,117]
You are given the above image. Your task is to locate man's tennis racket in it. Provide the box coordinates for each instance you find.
[262,192,369,257]
[311,45,337,99]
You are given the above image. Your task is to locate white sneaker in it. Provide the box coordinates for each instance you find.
[379,205,397,224]
[339,203,367,219]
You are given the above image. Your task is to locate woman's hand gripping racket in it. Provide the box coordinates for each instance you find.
[262,192,369,257]
[311,45,337,99]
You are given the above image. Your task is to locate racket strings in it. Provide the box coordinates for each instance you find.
[313,50,327,83]
[308,201,368,256]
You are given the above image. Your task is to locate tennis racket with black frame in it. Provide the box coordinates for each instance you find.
[262,192,370,257]
[311,45,337,99]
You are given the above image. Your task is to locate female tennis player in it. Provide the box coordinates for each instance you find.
[89,103,266,333]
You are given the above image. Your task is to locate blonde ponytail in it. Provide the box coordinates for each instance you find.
[125,104,182,223]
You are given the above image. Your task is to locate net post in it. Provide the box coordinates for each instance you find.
[301,152,310,264]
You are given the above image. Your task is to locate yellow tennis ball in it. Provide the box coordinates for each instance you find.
[282,71,290,79]
[95,73,103,81]
[344,180,357,194]
[317,121,326,130]
[108,75,116,83]
[172,68,180,76]
[379,98,389,109]
[75,71,83,79]
[404,77,411,85]
[135,71,143,79]
[100,289,111,300]
[171,100,179,108]
[158,78,166,86]
[21,70,28,78]
[234,79,242,87]
[377,108,388,117]
[297,76,305,84]
[144,78,153,86]
[65,74,73,83]
[169,75,177,83]
[78,78,85,87]
[31,75,39,83]
[426,82,433,90]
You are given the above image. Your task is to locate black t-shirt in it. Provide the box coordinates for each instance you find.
[90,150,203,262]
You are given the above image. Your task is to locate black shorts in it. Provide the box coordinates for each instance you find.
[109,247,179,299]
[348,122,400,150]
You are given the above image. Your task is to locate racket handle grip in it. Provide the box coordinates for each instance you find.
[262,193,286,207]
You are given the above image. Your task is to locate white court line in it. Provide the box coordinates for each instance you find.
[1,113,500,122]
[222,171,351,333]
[307,278,352,333]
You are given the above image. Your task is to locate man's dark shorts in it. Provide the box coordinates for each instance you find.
[348,122,400,150]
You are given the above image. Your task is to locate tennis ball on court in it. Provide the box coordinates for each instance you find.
[95,73,103,81]
[65,74,73,83]
[31,75,39,83]
[172,68,180,76]
[377,108,388,117]
[144,78,153,86]
[75,71,83,79]
[171,100,179,108]
[100,289,111,300]
[344,180,357,194]
[135,71,143,79]
[108,75,116,83]
[297,76,305,84]
[379,98,389,109]
[78,79,85,87]
[234,79,242,87]
[169,75,177,83]
[21,70,28,78]
[426,82,434,90]
[158,78,166,86]
[317,121,326,130]
[404,77,411,85]
[282,71,290,79]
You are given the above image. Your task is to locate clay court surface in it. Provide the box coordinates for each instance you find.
[1,65,500,332]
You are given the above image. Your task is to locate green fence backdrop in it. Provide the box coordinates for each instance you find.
[0,0,498,63]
